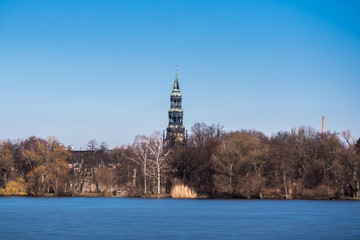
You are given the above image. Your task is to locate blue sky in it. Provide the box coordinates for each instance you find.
[0,0,359,148]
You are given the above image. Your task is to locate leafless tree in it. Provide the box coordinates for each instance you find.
[0,140,14,187]
[87,139,98,150]
[129,135,150,194]
[100,142,108,151]
[212,139,238,193]
[341,130,360,198]
[212,131,268,198]
[147,131,170,194]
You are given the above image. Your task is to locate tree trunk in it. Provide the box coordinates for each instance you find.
[228,164,233,193]
[229,175,232,192]
[133,168,137,187]
[143,162,147,194]
[183,169,186,184]
[283,169,288,199]
[157,166,161,194]
[144,173,147,195]
[53,179,59,196]
[355,180,360,198]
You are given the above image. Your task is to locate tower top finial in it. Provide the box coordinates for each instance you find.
[176,64,178,72]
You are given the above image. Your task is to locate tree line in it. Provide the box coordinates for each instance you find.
[0,123,359,199]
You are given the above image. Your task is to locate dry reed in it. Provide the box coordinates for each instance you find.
[0,177,27,196]
[171,184,197,199]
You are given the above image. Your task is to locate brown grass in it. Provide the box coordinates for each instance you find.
[0,177,27,196]
[171,184,197,199]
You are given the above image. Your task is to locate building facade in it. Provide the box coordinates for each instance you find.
[166,71,185,146]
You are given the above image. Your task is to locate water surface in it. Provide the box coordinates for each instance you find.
[0,197,359,239]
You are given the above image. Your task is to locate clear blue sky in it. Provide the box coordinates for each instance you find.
[0,0,359,148]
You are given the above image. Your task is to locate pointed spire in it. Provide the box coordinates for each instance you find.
[173,73,180,91]
[172,65,180,92]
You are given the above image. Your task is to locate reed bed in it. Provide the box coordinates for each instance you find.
[171,184,197,199]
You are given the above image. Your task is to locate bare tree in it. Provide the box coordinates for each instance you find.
[269,131,295,199]
[100,142,108,151]
[0,140,14,188]
[212,131,268,198]
[87,139,98,150]
[26,137,70,196]
[212,139,237,193]
[147,132,170,194]
[129,135,150,194]
[341,130,360,198]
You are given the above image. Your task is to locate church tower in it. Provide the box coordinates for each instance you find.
[166,68,185,146]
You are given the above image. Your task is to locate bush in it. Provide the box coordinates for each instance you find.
[171,184,197,198]
[0,177,27,196]
[300,184,336,199]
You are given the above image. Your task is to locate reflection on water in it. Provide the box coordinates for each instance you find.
[0,198,359,239]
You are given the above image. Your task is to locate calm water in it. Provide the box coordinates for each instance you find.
[0,198,359,239]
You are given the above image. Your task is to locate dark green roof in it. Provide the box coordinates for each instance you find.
[173,73,180,91]
[171,72,181,96]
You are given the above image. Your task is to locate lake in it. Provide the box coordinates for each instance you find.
[0,197,359,239]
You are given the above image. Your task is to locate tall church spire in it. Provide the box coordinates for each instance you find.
[166,67,185,146]
[173,72,180,91]
[173,65,180,92]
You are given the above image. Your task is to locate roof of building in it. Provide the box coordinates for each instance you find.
[171,72,181,97]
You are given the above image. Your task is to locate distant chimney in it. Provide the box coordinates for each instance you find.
[322,116,325,135]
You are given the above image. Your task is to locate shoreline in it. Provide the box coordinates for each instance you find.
[1,193,358,200]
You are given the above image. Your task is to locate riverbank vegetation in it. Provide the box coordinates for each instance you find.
[0,123,359,199]
[171,184,197,199]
